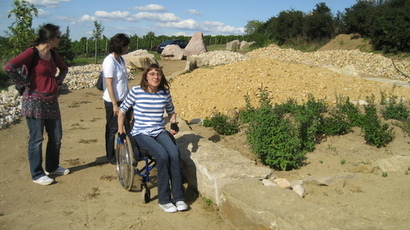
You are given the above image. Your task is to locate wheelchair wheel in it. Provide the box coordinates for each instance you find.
[141,183,151,204]
[115,135,134,191]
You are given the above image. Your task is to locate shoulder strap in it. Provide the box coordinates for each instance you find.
[31,47,39,67]
[50,49,56,62]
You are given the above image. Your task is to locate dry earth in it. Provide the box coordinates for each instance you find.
[1,35,410,229]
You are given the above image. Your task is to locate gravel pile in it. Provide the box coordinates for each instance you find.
[246,45,410,81]
[171,47,410,122]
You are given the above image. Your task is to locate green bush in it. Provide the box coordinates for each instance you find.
[381,97,409,120]
[203,113,239,136]
[320,112,353,136]
[335,96,365,127]
[215,89,399,170]
[246,104,306,171]
[362,102,394,147]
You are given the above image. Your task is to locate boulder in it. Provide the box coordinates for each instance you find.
[160,44,184,60]
[226,40,240,51]
[239,41,255,50]
[183,32,207,57]
[122,50,158,70]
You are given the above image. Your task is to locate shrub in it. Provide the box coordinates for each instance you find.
[381,97,409,120]
[336,96,366,127]
[292,95,327,152]
[362,102,394,147]
[203,113,239,136]
[242,88,306,170]
[320,112,353,136]
[246,105,306,171]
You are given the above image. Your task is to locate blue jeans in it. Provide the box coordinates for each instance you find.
[134,131,184,204]
[26,117,62,180]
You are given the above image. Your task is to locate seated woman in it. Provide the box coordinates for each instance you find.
[117,64,188,213]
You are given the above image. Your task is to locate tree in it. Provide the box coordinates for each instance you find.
[245,20,264,35]
[343,1,377,36]
[303,3,334,42]
[92,20,104,64]
[7,0,38,56]
[270,10,305,45]
[370,0,410,53]
[56,26,75,62]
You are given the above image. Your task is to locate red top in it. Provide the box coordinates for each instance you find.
[4,47,68,119]
[4,47,68,94]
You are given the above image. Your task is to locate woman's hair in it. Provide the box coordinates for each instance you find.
[108,33,130,55]
[30,23,60,46]
[140,63,170,92]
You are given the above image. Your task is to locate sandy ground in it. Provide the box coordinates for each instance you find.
[0,61,232,230]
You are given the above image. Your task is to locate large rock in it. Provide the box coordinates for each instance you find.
[160,45,184,60]
[183,32,207,57]
[122,50,158,70]
[219,178,380,230]
[176,134,272,205]
[226,40,240,51]
[240,41,255,50]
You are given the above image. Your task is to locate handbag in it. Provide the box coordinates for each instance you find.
[96,71,104,91]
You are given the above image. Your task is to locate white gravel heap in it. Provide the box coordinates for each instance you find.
[246,45,410,81]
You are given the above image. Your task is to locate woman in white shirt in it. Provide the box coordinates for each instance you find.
[102,33,132,164]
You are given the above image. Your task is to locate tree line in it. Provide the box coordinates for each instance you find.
[1,0,409,69]
[243,0,410,53]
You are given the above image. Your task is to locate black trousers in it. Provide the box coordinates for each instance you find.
[104,100,133,161]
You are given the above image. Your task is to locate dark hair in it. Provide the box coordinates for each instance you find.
[30,23,60,46]
[140,63,169,92]
[108,33,130,55]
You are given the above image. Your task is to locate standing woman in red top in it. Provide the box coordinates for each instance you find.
[4,23,69,185]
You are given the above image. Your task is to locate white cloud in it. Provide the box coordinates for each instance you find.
[186,9,201,15]
[37,9,49,17]
[95,11,130,19]
[156,19,244,35]
[130,12,180,22]
[78,14,96,22]
[28,0,71,9]
[132,4,166,11]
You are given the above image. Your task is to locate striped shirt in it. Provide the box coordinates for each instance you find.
[119,85,175,136]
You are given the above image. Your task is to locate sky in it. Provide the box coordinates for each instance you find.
[0,0,358,41]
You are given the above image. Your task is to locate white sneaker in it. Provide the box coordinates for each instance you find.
[33,175,54,185]
[46,166,70,176]
[159,203,177,213]
[175,201,189,211]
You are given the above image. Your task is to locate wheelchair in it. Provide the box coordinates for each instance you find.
[115,134,156,204]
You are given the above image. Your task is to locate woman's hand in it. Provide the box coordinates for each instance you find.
[170,122,179,135]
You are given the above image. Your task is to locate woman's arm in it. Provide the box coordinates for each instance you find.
[105,77,119,116]
[3,48,35,87]
[53,50,68,85]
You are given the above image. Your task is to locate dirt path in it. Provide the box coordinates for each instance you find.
[0,62,232,229]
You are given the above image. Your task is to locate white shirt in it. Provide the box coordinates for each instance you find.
[102,53,128,102]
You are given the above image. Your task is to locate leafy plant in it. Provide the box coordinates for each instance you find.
[381,96,409,120]
[246,105,306,171]
[243,88,306,170]
[362,100,394,147]
[203,113,239,136]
